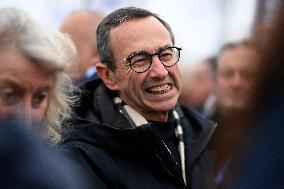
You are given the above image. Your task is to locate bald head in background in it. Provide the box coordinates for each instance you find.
[178,57,216,113]
[60,10,104,83]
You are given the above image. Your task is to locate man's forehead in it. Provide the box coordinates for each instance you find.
[111,18,170,44]
[219,46,257,63]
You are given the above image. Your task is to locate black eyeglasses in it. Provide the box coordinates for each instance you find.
[123,46,182,73]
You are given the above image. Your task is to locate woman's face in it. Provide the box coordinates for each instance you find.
[0,50,54,124]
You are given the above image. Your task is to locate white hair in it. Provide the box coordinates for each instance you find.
[0,7,77,143]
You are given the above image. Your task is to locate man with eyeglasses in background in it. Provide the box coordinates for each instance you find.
[62,7,217,189]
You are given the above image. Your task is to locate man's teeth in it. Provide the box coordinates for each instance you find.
[148,84,171,94]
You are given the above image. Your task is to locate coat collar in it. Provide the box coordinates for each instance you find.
[72,79,216,165]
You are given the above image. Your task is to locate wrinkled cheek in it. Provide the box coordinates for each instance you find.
[132,84,144,103]
[175,70,183,88]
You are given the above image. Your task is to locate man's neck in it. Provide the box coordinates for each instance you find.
[140,110,169,122]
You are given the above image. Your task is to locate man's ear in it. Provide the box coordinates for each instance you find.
[96,63,118,91]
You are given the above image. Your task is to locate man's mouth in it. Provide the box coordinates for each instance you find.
[146,83,172,94]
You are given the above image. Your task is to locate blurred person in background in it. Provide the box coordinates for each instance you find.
[207,40,260,187]
[230,2,284,188]
[210,40,259,121]
[0,7,77,143]
[62,6,217,189]
[60,9,104,86]
[179,56,216,114]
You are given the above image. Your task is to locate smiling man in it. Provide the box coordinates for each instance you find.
[62,7,216,189]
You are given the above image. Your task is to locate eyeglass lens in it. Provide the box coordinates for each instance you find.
[128,47,181,73]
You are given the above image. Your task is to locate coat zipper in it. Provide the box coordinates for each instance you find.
[160,138,186,187]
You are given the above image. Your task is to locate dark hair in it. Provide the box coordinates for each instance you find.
[217,39,255,61]
[96,6,175,71]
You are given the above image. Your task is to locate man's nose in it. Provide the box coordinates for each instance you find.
[232,73,243,86]
[148,56,168,78]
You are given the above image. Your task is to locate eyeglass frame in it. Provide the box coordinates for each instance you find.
[121,46,182,73]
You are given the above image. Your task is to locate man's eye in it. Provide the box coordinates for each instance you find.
[131,55,149,68]
[0,88,20,105]
[160,52,173,61]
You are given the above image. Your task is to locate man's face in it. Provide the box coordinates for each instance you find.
[0,50,53,124]
[216,45,258,112]
[106,16,182,121]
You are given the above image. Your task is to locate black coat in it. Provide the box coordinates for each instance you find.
[62,79,217,189]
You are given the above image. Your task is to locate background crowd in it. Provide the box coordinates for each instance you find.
[0,0,283,189]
